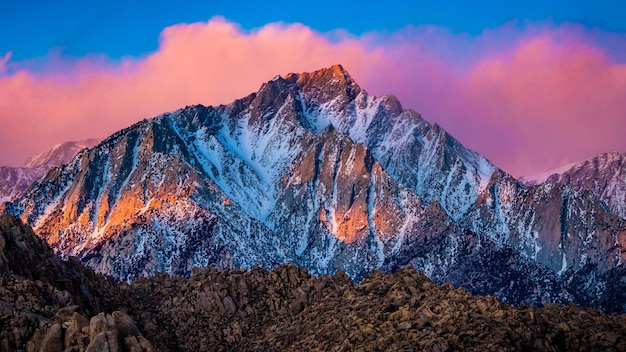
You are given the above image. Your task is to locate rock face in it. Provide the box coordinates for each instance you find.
[3,65,626,311]
[1,215,625,351]
[34,311,153,352]
[522,151,626,219]
[0,139,99,203]
[462,172,626,312]
[0,214,123,313]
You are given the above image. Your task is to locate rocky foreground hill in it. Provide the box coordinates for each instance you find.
[2,214,625,351]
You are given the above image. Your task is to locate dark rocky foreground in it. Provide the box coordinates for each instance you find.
[0,214,144,351]
[1,214,626,351]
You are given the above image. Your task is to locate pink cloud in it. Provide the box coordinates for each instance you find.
[354,25,626,177]
[0,17,625,178]
[0,18,387,166]
[453,34,626,176]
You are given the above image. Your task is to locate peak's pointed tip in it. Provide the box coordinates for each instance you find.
[307,64,358,89]
[261,65,361,103]
[381,94,403,114]
[281,64,354,84]
[329,63,347,74]
[324,64,352,81]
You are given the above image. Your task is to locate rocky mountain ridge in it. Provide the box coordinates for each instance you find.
[3,65,625,312]
[522,151,626,219]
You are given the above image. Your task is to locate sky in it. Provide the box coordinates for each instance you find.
[1,1,626,177]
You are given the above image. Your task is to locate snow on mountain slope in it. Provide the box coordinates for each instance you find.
[464,171,626,273]
[0,167,42,203]
[3,65,626,311]
[5,119,285,281]
[169,66,495,225]
[288,65,496,221]
[0,139,100,203]
[521,152,626,219]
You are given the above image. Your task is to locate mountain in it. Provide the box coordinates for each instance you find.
[24,138,101,170]
[2,214,625,351]
[463,171,626,311]
[3,65,626,311]
[0,139,100,203]
[521,152,626,219]
[0,167,42,203]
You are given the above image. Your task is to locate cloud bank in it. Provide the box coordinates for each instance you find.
[1,17,625,177]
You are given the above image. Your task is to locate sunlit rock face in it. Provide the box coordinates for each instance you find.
[4,65,626,311]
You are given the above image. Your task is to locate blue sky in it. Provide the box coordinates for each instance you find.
[3,1,626,61]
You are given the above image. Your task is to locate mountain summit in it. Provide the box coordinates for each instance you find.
[4,66,625,311]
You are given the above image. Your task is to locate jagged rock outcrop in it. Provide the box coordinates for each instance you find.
[128,264,626,352]
[0,214,124,313]
[0,214,140,351]
[32,310,153,352]
[3,65,625,312]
